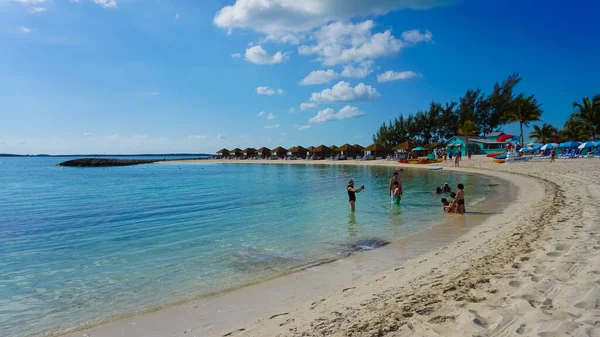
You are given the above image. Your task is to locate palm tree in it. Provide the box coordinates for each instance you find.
[503,93,543,145]
[458,120,478,156]
[529,124,558,143]
[572,96,600,140]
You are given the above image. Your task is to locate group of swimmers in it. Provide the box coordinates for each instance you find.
[347,171,466,214]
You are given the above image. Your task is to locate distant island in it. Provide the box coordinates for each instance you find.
[58,156,212,167]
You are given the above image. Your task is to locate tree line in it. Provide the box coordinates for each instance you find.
[372,72,600,146]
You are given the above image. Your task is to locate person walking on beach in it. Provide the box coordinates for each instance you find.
[389,171,402,204]
[347,180,365,212]
[551,149,556,163]
[454,153,460,167]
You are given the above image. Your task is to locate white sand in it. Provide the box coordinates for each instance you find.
[64,156,600,337]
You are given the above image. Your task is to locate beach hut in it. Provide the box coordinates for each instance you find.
[334,144,359,159]
[288,146,308,159]
[392,141,418,152]
[242,148,257,158]
[271,146,287,159]
[216,148,230,157]
[353,144,365,157]
[230,148,243,158]
[364,143,391,159]
[256,147,271,158]
[311,145,332,159]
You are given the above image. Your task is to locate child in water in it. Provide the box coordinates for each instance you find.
[392,181,402,205]
[447,192,458,213]
[441,198,451,212]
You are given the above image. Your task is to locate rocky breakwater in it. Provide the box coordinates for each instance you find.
[57,158,160,167]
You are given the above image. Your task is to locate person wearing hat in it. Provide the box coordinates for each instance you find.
[347,180,365,212]
[442,182,452,193]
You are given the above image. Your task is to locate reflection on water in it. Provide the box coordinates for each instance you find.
[348,212,357,238]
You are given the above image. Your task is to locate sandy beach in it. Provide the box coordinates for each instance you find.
[64,156,600,337]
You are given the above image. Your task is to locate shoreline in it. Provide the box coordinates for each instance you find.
[59,158,526,337]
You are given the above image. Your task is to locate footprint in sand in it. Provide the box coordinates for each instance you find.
[269,313,289,320]
[555,245,568,251]
[223,328,246,336]
[516,323,527,334]
[547,251,561,257]
[509,280,521,288]
[279,318,294,327]
[310,298,326,309]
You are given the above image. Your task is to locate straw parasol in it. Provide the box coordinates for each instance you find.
[425,142,442,150]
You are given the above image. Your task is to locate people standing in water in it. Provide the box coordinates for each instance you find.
[347,180,365,212]
[392,181,402,205]
[389,171,402,204]
[456,184,465,214]
[442,182,452,193]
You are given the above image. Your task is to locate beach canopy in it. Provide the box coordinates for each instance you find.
[578,142,595,149]
[334,143,353,152]
[288,145,307,152]
[594,141,600,147]
[216,148,229,154]
[412,146,426,151]
[520,146,534,152]
[532,144,543,150]
[425,142,442,150]
[312,145,330,152]
[540,143,558,150]
[364,143,389,151]
[497,134,514,142]
[559,141,581,148]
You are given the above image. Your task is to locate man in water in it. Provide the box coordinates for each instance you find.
[442,182,452,193]
[456,184,465,214]
[389,171,402,204]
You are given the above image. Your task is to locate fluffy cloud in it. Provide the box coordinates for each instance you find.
[134,134,149,139]
[256,86,284,96]
[309,81,379,103]
[218,133,226,139]
[308,105,364,124]
[264,124,280,129]
[299,69,338,85]
[257,111,266,116]
[300,102,317,110]
[341,60,373,78]
[19,27,31,33]
[91,0,117,8]
[188,135,211,140]
[213,0,449,40]
[13,0,46,4]
[29,7,46,13]
[245,45,287,65]
[266,112,277,120]
[377,70,418,82]
[401,29,433,43]
[231,53,241,59]
[294,125,311,131]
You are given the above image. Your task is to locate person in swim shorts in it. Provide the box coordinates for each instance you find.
[392,181,402,205]
[389,171,401,203]
[456,183,465,214]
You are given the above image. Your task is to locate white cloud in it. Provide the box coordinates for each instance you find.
[175,13,180,20]
[300,102,317,110]
[354,134,363,139]
[134,134,149,139]
[29,7,46,13]
[213,0,449,41]
[308,105,364,124]
[265,124,280,129]
[341,60,373,78]
[401,29,433,43]
[244,45,287,65]
[19,27,31,33]
[298,20,404,66]
[218,133,226,139]
[289,107,295,113]
[266,112,276,120]
[309,81,380,103]
[105,134,120,140]
[84,133,93,138]
[299,69,338,85]
[91,0,117,8]
[256,86,284,96]
[257,111,266,116]
[188,135,211,140]
[13,0,46,4]
[231,53,241,59]
[377,70,418,82]
[294,124,311,131]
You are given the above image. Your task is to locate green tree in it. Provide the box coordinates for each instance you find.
[529,124,558,143]
[488,72,522,133]
[458,120,478,155]
[503,93,543,145]
[571,96,600,140]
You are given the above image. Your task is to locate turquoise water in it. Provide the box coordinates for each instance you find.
[0,157,495,337]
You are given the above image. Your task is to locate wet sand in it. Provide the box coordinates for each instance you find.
[63,156,600,337]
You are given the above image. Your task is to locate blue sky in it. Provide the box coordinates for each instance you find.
[1,0,598,155]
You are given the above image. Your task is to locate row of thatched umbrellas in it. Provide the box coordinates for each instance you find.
[216,141,434,158]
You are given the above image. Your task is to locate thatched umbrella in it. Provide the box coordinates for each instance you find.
[311,145,332,159]
[271,146,287,158]
[216,148,230,157]
[364,143,391,157]
[288,145,308,158]
[425,142,442,150]
[257,147,271,158]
